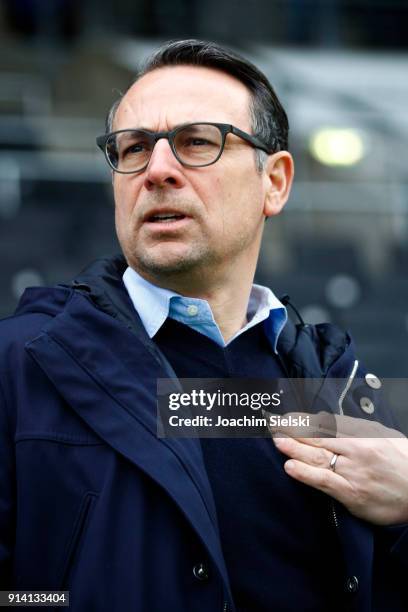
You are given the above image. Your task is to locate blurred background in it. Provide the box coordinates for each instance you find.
[0,0,407,376]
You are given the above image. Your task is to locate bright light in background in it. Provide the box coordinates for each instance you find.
[309,128,365,167]
[300,305,331,325]
[11,269,44,300]
[325,274,361,309]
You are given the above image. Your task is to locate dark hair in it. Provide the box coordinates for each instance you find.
[106,39,289,168]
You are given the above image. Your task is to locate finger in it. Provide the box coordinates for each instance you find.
[268,411,399,440]
[331,414,386,438]
[324,413,401,439]
[267,411,360,440]
[292,435,357,457]
[266,411,337,439]
[273,435,335,469]
[283,459,353,504]
[268,412,353,456]
[272,412,401,456]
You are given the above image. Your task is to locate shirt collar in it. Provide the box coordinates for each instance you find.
[123,266,287,351]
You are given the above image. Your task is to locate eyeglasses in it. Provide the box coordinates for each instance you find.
[96,122,273,174]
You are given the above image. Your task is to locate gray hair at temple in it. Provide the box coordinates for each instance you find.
[105,39,289,172]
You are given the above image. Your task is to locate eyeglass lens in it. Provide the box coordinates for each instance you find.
[106,124,223,172]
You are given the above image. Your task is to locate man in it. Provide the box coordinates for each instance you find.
[0,39,407,612]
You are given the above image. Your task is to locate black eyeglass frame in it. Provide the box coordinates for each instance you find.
[96,122,275,174]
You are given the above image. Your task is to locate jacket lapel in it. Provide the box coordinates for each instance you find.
[25,291,230,593]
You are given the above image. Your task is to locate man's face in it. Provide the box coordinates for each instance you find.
[112,65,275,285]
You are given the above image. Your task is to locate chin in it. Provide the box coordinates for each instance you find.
[124,237,214,277]
[130,250,203,277]
[143,259,199,277]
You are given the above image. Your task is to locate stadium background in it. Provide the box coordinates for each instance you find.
[0,0,407,376]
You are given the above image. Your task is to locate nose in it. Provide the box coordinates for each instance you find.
[143,138,186,191]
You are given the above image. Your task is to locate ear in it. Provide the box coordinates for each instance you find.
[263,151,294,218]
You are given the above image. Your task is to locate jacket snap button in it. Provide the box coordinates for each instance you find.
[360,396,375,414]
[346,576,359,593]
[365,373,382,389]
[193,562,209,581]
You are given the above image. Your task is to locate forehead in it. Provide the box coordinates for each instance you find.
[113,65,252,131]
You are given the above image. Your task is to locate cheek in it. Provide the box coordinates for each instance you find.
[113,178,128,208]
[113,182,134,242]
[113,179,138,220]
[219,173,263,214]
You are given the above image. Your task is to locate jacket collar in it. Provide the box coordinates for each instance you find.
[69,254,353,376]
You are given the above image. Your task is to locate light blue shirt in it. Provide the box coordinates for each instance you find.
[123,267,287,353]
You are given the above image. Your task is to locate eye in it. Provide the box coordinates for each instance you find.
[187,138,211,146]
[122,140,150,156]
[126,144,142,154]
[181,136,219,149]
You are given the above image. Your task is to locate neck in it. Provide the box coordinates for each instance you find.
[136,259,257,342]
[186,278,253,343]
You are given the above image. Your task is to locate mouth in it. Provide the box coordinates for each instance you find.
[142,208,192,231]
[146,212,187,223]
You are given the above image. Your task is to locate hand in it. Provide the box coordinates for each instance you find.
[267,412,408,526]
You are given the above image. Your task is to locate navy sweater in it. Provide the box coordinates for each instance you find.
[154,318,347,612]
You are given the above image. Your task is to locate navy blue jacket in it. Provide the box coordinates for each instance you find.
[0,255,407,611]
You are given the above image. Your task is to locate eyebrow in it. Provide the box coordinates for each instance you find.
[113,122,206,133]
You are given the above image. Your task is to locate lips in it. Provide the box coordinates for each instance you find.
[143,209,189,223]
[148,213,186,223]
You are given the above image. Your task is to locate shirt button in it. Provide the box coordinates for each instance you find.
[187,304,199,317]
[345,575,359,593]
[360,396,375,414]
[193,562,209,581]
[365,373,382,389]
